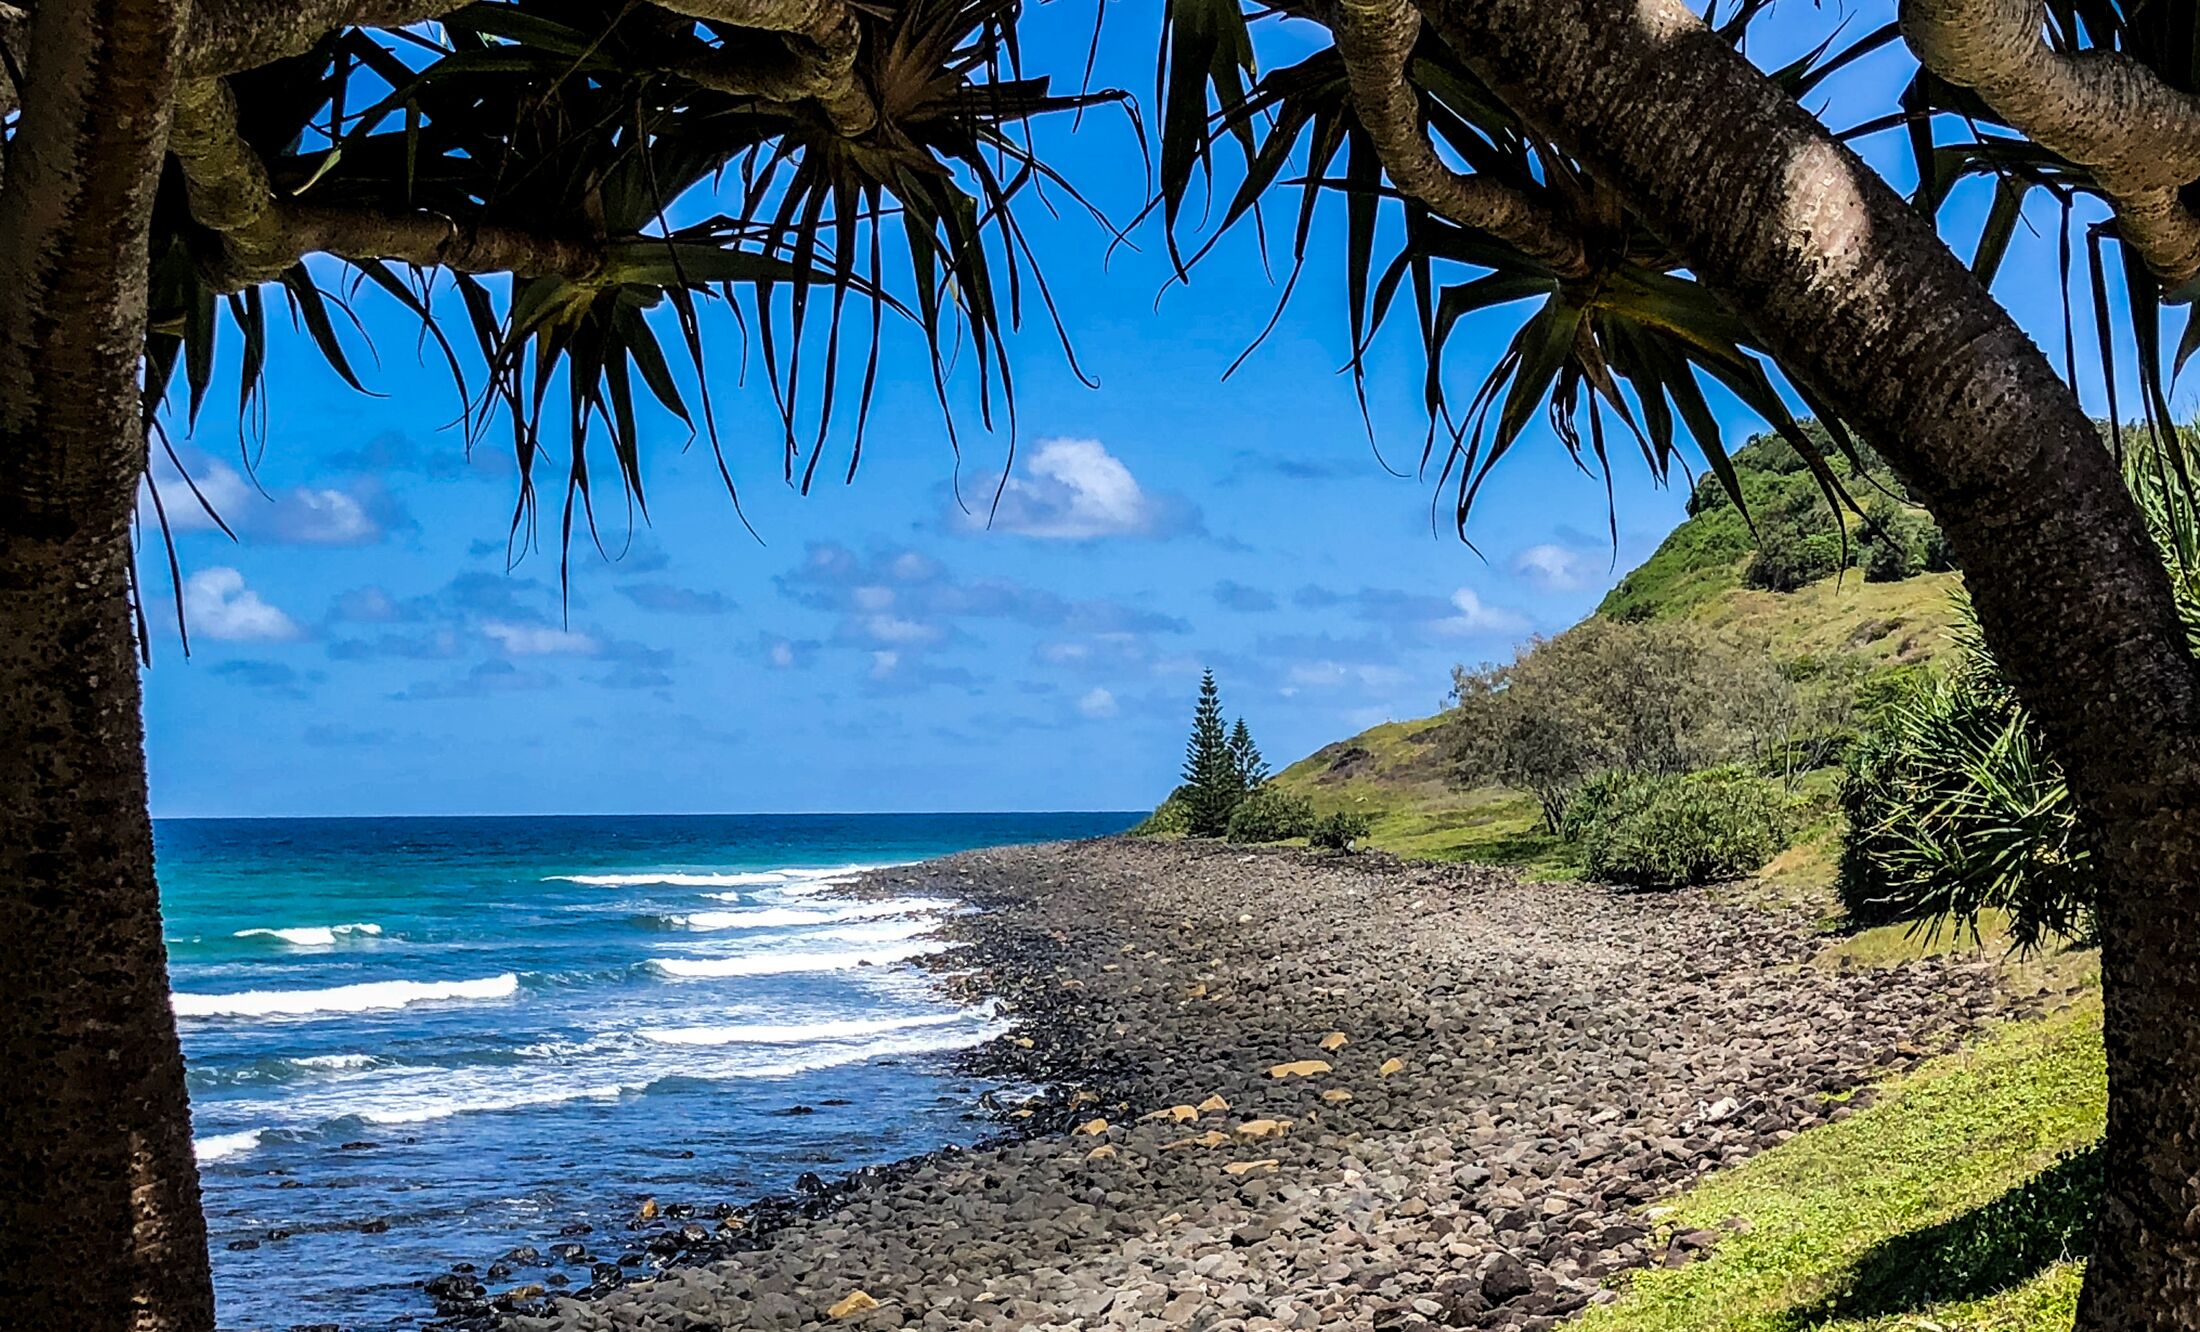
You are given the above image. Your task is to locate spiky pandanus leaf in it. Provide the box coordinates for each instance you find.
[1153,4,1884,538]
[142,0,1124,595]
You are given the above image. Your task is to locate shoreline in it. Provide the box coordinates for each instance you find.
[425,836,2044,1331]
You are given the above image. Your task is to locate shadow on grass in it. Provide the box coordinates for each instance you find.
[1797,1144,2100,1322]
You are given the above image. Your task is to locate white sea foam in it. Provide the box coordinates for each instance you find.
[547,861,911,889]
[638,1010,975,1046]
[233,923,383,947]
[195,1129,267,1162]
[290,1053,380,1070]
[173,973,519,1019]
[669,897,955,929]
[195,1019,1000,1161]
[645,941,944,978]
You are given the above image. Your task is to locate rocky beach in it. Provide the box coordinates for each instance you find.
[451,836,2063,1332]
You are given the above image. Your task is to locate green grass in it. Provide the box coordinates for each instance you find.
[1578,999,2105,1332]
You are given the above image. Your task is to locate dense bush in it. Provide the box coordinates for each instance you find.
[1837,663,2095,948]
[1835,433,2199,948]
[1744,514,1846,591]
[1130,786,1192,837]
[1449,618,1735,831]
[1308,810,1372,852]
[1557,769,1645,843]
[1575,766,1790,890]
[1225,786,1316,843]
[1858,499,1933,582]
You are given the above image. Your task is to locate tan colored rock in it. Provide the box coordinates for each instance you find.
[1069,1089,1099,1106]
[1224,1159,1281,1176]
[1235,1118,1290,1140]
[1141,1104,1200,1124]
[1185,982,1209,999]
[1321,1089,1355,1103]
[1196,1093,1230,1113]
[1319,1032,1349,1052]
[1073,1118,1110,1136]
[1012,1036,1035,1049]
[1009,1108,1035,1119]
[1268,1059,1333,1079]
[1086,1144,1118,1161]
[634,1198,658,1222]
[1162,1129,1232,1151]
[1378,1057,1406,1077]
[828,1290,880,1319]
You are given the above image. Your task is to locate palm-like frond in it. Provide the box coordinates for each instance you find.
[142,0,1123,586]
[1154,2,1886,541]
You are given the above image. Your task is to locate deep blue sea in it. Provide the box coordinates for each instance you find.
[160,813,1136,1331]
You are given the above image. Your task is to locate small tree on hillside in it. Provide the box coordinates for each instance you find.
[1181,671,1239,837]
[1227,718,1270,790]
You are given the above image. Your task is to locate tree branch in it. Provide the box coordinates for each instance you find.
[1329,0,1588,278]
[169,75,606,287]
[1904,0,2200,289]
[180,0,468,77]
[656,0,874,135]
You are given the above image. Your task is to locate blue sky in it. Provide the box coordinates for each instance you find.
[139,0,2154,816]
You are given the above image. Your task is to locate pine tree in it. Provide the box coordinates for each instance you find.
[1180,670,1238,837]
[1227,717,1269,792]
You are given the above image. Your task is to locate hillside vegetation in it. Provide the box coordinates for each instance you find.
[1264,433,1960,878]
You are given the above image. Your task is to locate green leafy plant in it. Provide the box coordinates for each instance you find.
[1309,810,1373,852]
[1858,498,1933,583]
[1837,663,2094,950]
[1836,431,2200,950]
[1225,786,1316,843]
[1574,766,1790,890]
[1131,787,1194,837]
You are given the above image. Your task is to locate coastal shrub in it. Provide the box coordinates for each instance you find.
[1131,787,1193,837]
[1835,434,2198,948]
[1576,766,1790,890]
[1744,514,1846,592]
[1837,664,2095,949]
[1449,618,1841,828]
[1449,619,1732,831]
[1858,499,1931,583]
[1308,810,1372,852]
[1557,769,1645,843]
[1225,787,1316,843]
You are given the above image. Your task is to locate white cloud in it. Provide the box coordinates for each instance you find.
[140,456,396,546]
[183,567,302,642]
[770,641,798,668]
[273,488,379,544]
[1514,543,1594,592]
[870,650,901,679]
[973,438,1193,540]
[1430,588,1528,638]
[1077,687,1119,718]
[481,620,599,655]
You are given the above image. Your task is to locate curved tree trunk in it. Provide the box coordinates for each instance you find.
[0,1,213,1329]
[1411,0,2200,1324]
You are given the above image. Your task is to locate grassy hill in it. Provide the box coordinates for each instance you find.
[1264,432,1963,876]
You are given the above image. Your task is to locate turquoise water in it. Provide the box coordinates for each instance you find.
[161,813,1135,1331]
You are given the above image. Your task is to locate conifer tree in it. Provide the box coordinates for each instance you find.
[1227,718,1269,792]
[1180,670,1238,837]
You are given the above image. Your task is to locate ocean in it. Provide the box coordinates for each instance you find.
[161,812,1137,1331]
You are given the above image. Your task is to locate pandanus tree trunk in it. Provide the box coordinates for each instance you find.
[1416,0,2200,1323]
[0,0,216,1328]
